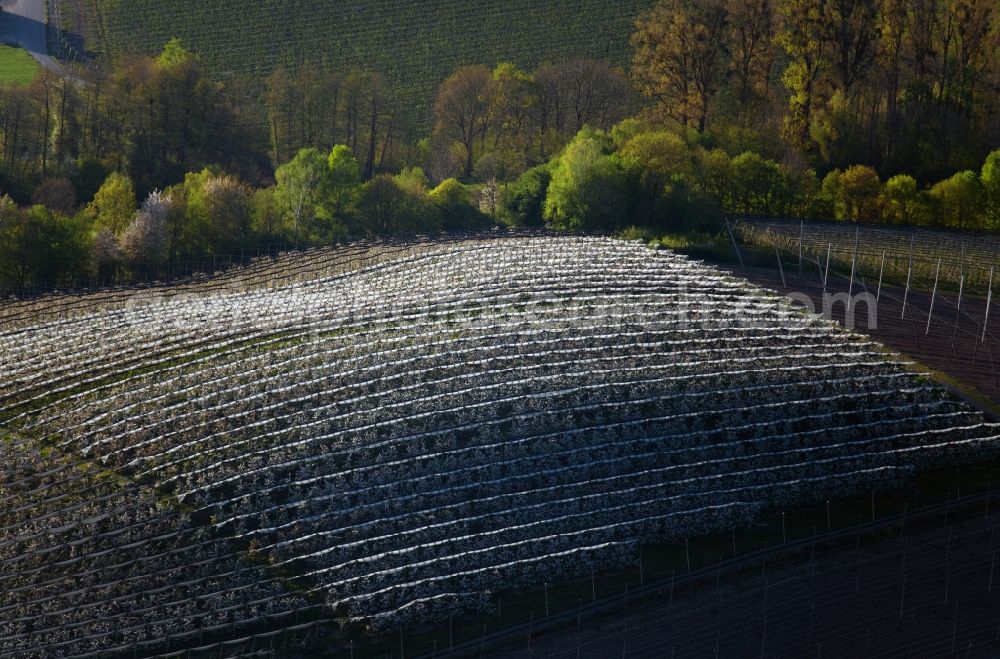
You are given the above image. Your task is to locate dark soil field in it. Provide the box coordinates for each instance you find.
[739,264,1000,412]
[489,497,1000,658]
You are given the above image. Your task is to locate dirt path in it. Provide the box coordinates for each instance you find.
[0,0,73,76]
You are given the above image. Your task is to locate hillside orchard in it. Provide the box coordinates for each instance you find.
[2,236,1000,655]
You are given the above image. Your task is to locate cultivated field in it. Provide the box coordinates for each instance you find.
[3,236,1000,656]
[68,0,650,117]
[734,218,1000,408]
[494,496,1000,657]
[738,218,1000,292]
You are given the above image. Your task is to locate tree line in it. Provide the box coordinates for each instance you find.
[499,121,1000,233]
[631,0,1000,183]
[0,40,638,291]
[263,58,633,182]
[3,0,1000,291]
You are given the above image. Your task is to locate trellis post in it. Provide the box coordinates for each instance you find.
[954,271,965,341]
[984,267,994,343]
[823,243,832,291]
[798,219,804,276]
[927,258,941,335]
[954,243,966,340]
[848,227,859,310]
[961,241,966,286]
[902,236,914,319]
[876,249,885,302]
[775,247,786,287]
[725,219,745,269]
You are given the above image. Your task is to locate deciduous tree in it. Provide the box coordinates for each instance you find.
[882,174,919,224]
[839,164,882,222]
[433,66,496,178]
[31,178,77,214]
[981,149,1000,226]
[87,172,136,235]
[274,148,328,240]
[930,170,985,228]
[727,0,776,125]
[728,151,786,216]
[632,0,731,133]
[120,190,169,269]
[777,0,828,150]
[615,130,691,224]
[544,129,627,230]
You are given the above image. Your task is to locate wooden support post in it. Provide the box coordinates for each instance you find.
[725,219,745,269]
[876,249,886,303]
[798,219,804,277]
[902,238,914,319]
[927,258,941,335]
[984,267,994,343]
[823,243,832,291]
[954,273,965,342]
[848,227,859,310]
[775,247,786,287]
[953,242,966,343]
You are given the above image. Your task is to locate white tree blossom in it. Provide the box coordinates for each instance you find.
[120,190,170,268]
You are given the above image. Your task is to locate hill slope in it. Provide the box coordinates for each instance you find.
[74,0,653,120]
[3,236,1000,655]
